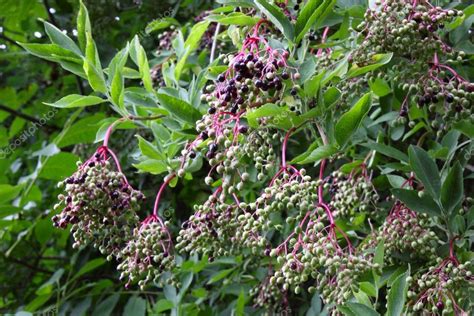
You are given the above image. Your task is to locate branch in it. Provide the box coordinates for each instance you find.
[0,104,59,131]
[0,34,23,48]
[210,23,221,63]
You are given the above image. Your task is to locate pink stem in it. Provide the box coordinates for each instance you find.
[153,174,176,217]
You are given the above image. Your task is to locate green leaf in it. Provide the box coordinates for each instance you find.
[369,78,391,97]
[39,152,80,180]
[347,53,393,78]
[154,299,174,313]
[362,142,408,163]
[387,268,410,316]
[295,144,338,164]
[392,189,441,217]
[77,0,91,52]
[453,119,474,138]
[109,46,129,110]
[254,0,294,41]
[19,43,82,64]
[235,290,246,316]
[340,303,379,316]
[83,32,106,93]
[0,184,22,203]
[92,294,120,316]
[335,93,372,146]
[295,0,336,43]
[137,135,165,160]
[441,162,463,214]
[44,22,82,56]
[246,103,283,128]
[408,146,441,199]
[123,296,146,316]
[44,94,106,108]
[156,93,201,124]
[73,258,106,280]
[145,18,179,34]
[207,13,259,26]
[175,21,211,80]
[133,159,168,175]
[58,114,106,148]
[130,36,153,93]
[208,268,234,284]
[304,71,325,99]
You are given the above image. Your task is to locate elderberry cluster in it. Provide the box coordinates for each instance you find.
[250,275,287,312]
[117,220,176,290]
[176,193,243,259]
[408,259,473,315]
[326,170,378,218]
[52,151,142,258]
[354,0,462,64]
[364,203,439,264]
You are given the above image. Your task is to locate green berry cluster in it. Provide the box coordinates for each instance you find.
[242,128,279,180]
[327,170,378,218]
[117,220,176,290]
[176,192,243,259]
[364,202,439,264]
[354,0,462,64]
[53,151,142,258]
[408,259,473,315]
[250,274,287,312]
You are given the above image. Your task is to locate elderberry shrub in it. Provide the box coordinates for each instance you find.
[363,202,439,264]
[52,149,142,258]
[326,170,379,218]
[407,258,473,315]
[117,220,176,290]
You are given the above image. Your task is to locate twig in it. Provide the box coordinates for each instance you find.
[210,23,221,63]
[0,104,59,131]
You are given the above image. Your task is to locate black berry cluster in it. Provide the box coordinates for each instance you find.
[53,147,142,258]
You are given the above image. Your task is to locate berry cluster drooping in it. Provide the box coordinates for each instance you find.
[53,146,142,258]
[117,216,175,290]
[354,0,462,64]
[327,169,378,218]
[408,255,473,315]
[176,188,244,259]
[364,202,439,264]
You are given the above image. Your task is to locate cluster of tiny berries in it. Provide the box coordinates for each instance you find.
[408,258,473,315]
[53,148,142,258]
[364,202,439,264]
[353,0,462,64]
[176,191,243,259]
[117,219,176,290]
[327,170,378,218]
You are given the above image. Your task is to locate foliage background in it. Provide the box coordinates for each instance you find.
[0,0,472,315]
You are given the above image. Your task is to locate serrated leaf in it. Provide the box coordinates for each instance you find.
[441,162,463,214]
[392,189,441,217]
[39,152,80,180]
[387,268,410,316]
[44,94,106,108]
[362,142,408,163]
[123,296,146,316]
[156,93,201,124]
[340,302,379,316]
[77,0,91,52]
[408,146,441,199]
[335,93,372,146]
[130,36,153,93]
[295,144,338,164]
[73,258,106,280]
[254,0,294,41]
[295,0,336,43]
[145,18,179,34]
[44,22,82,56]
[207,13,259,26]
[347,53,393,78]
[19,43,82,64]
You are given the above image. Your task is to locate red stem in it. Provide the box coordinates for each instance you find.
[153,173,176,217]
[282,127,295,169]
